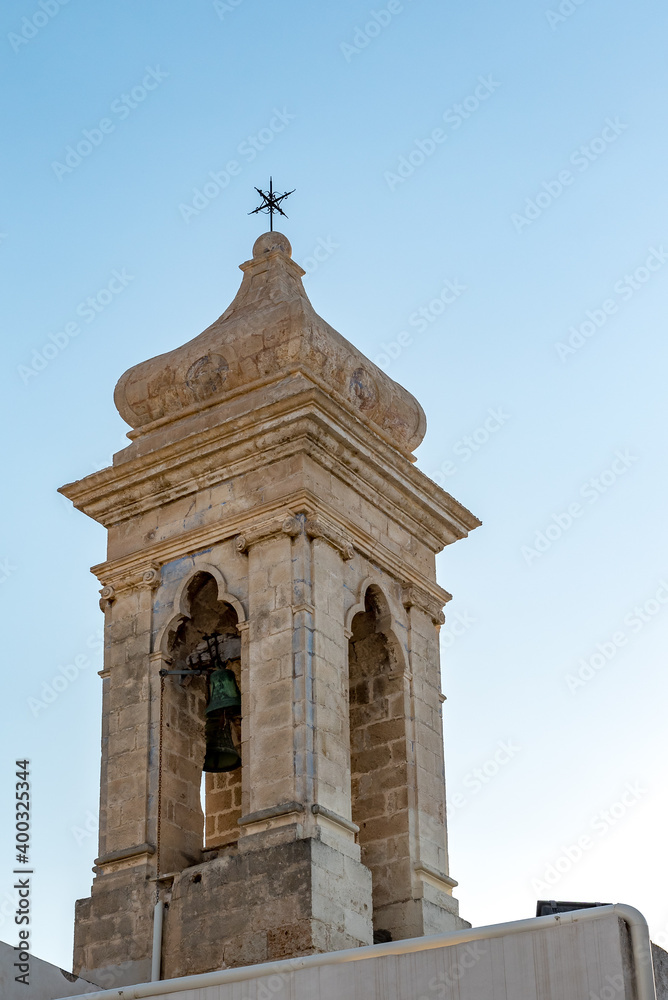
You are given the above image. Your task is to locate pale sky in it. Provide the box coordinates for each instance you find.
[1,0,667,970]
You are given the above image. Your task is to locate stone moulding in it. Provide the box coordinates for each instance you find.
[305,516,355,560]
[89,496,453,621]
[97,563,161,604]
[237,801,305,827]
[234,515,302,553]
[402,584,451,625]
[311,803,359,835]
[59,389,480,551]
[94,842,156,872]
[234,513,355,561]
[414,862,459,893]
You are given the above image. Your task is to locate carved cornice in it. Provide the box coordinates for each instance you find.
[95,842,155,869]
[91,499,305,586]
[311,803,359,834]
[235,515,302,553]
[89,494,451,614]
[238,801,304,827]
[414,862,458,892]
[305,516,354,560]
[402,583,451,625]
[98,562,161,605]
[60,388,480,550]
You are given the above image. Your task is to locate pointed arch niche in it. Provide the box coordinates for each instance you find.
[160,569,245,868]
[348,584,411,938]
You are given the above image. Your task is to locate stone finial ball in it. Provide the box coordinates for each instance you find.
[252,232,292,258]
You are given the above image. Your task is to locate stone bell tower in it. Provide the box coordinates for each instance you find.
[61,230,480,986]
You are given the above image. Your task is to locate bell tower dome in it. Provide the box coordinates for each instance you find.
[60,231,480,985]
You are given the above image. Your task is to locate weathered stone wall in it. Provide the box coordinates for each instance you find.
[73,868,155,988]
[161,834,373,978]
[349,587,411,941]
[205,766,242,850]
[74,511,468,983]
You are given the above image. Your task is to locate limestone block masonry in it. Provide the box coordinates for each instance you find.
[60,231,481,985]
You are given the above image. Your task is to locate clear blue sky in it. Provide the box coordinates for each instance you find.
[1,0,668,971]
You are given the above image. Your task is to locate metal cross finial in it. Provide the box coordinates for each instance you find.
[249,177,295,231]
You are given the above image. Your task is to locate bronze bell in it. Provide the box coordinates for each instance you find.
[206,667,241,714]
[203,714,241,773]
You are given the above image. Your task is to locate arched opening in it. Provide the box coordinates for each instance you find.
[348,586,411,939]
[166,572,242,859]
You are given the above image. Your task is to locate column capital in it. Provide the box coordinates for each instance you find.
[98,562,161,606]
[305,516,355,560]
[402,583,450,625]
[235,514,302,553]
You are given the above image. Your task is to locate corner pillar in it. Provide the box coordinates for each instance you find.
[401,588,468,936]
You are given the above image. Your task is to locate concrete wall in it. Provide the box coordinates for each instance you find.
[53,909,661,1000]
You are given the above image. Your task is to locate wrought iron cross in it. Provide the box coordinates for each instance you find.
[249,177,295,231]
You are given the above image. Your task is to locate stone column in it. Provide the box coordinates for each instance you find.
[402,587,467,936]
[96,568,158,866]
[240,517,303,833]
[74,567,160,987]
